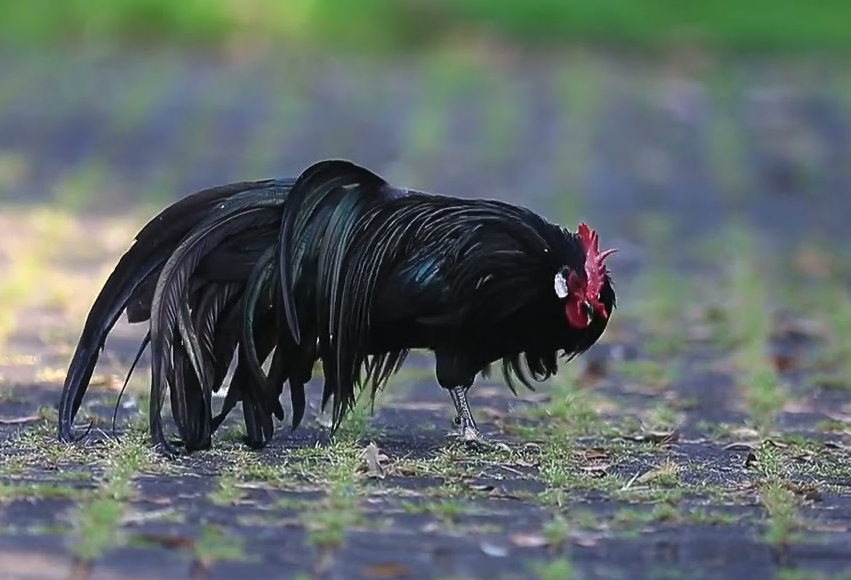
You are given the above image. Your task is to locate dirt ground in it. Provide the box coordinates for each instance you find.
[1,50,851,580]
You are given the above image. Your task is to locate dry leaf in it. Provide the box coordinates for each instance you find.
[579,358,609,383]
[636,462,681,484]
[145,496,174,506]
[479,542,509,557]
[811,523,848,533]
[573,535,601,548]
[580,464,610,476]
[466,482,495,492]
[728,426,760,439]
[119,508,176,525]
[497,464,525,476]
[361,442,387,479]
[133,532,194,550]
[745,451,758,468]
[362,563,412,578]
[584,448,608,460]
[421,522,442,534]
[510,534,550,548]
[622,430,680,444]
[771,353,797,373]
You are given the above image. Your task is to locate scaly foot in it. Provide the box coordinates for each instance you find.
[446,386,510,452]
[446,424,511,452]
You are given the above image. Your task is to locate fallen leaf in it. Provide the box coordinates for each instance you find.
[361,442,387,479]
[580,463,610,476]
[362,563,412,578]
[573,534,601,548]
[497,464,525,476]
[422,522,441,533]
[622,430,680,444]
[636,462,681,484]
[792,451,815,463]
[145,496,174,506]
[133,532,194,550]
[584,448,608,460]
[745,451,758,468]
[811,523,848,533]
[579,358,609,383]
[510,534,550,548]
[119,508,176,525]
[465,482,495,492]
[479,542,509,557]
[728,426,760,439]
[771,353,797,373]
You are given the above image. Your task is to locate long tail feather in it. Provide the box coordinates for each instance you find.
[58,179,282,444]
[277,159,388,345]
[150,207,282,452]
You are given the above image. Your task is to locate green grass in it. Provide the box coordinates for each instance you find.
[3,0,851,52]
[66,433,155,561]
[721,224,789,434]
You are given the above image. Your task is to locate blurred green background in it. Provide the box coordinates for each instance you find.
[3,0,851,51]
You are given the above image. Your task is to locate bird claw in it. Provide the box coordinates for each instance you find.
[446,425,511,453]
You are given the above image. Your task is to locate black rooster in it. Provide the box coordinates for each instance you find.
[57,159,617,456]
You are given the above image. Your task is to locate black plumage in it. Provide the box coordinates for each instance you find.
[57,159,617,455]
[276,160,617,445]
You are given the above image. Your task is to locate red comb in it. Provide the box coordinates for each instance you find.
[578,223,617,295]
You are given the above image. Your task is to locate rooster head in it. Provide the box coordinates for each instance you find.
[554,223,617,329]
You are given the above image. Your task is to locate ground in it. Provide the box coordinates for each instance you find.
[1,49,851,580]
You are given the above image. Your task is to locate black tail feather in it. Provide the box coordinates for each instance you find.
[58,179,281,445]
[278,159,388,345]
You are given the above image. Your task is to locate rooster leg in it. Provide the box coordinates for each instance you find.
[450,386,469,427]
[447,386,509,451]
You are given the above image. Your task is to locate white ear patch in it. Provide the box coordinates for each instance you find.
[554,271,569,299]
